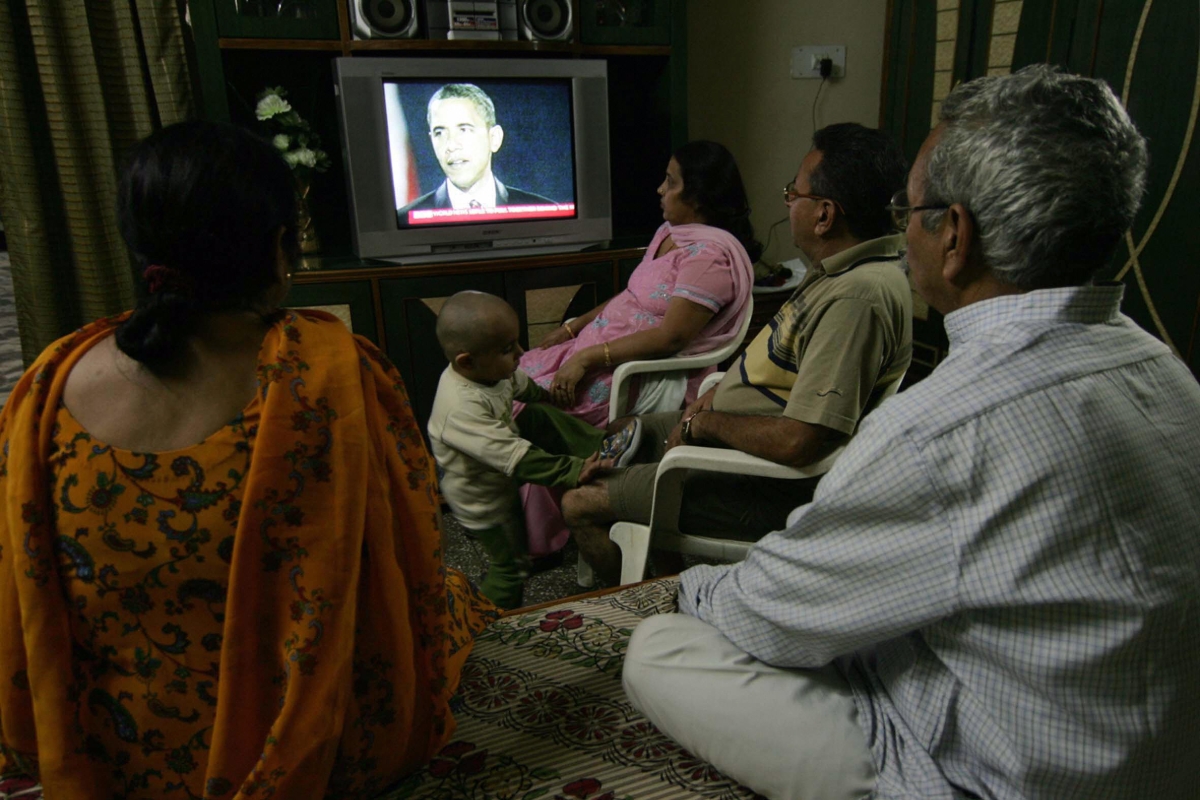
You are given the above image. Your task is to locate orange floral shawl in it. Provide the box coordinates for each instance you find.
[0,310,497,798]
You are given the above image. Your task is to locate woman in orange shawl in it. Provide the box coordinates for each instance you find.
[0,121,496,799]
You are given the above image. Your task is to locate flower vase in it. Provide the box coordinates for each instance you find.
[296,178,321,254]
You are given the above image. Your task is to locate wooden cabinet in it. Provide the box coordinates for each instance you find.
[283,247,641,430]
[191,1,687,426]
[503,259,615,350]
[212,0,341,40]
[579,0,673,46]
[188,0,688,249]
[285,277,378,341]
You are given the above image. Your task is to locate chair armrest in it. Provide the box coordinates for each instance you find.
[607,296,755,422]
[643,444,840,540]
[609,352,732,422]
[656,443,843,482]
[612,351,730,383]
[697,371,724,397]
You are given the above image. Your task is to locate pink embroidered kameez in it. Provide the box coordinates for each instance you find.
[518,222,754,427]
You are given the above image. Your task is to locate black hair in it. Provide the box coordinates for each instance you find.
[809,123,909,241]
[115,120,299,369]
[673,140,764,263]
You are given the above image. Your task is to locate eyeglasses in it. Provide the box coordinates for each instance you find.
[886,189,950,231]
[783,181,846,215]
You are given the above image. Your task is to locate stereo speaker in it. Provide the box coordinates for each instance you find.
[350,0,420,39]
[519,0,572,41]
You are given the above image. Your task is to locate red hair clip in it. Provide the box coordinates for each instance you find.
[143,264,189,295]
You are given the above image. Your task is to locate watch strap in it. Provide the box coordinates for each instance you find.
[681,411,698,445]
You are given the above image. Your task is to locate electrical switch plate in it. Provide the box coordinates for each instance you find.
[790,45,846,79]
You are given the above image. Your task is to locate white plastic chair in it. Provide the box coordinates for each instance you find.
[606,295,754,423]
[606,368,907,585]
[575,297,755,587]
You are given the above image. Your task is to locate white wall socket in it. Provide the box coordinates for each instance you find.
[791,45,846,79]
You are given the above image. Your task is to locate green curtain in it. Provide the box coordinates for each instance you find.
[0,0,193,365]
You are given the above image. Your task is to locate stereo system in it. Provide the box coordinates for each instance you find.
[349,0,571,42]
[426,0,518,40]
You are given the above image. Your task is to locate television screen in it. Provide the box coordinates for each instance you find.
[336,57,610,264]
[385,79,577,228]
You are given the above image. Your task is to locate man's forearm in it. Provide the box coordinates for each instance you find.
[688,411,829,467]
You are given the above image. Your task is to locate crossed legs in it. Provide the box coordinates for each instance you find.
[623,613,877,800]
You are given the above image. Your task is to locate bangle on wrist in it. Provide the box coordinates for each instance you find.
[562,321,576,338]
[603,341,612,368]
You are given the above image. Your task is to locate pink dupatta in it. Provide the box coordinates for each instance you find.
[660,222,754,357]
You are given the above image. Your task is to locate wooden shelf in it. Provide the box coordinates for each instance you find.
[573,44,671,56]
[290,245,646,283]
[350,38,569,53]
[219,37,344,51]
[217,37,670,57]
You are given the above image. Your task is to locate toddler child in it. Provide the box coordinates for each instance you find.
[428,291,641,608]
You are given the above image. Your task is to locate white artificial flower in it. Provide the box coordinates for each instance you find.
[272,134,290,151]
[293,147,318,168]
[255,93,291,121]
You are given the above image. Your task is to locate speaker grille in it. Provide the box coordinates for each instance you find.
[361,0,414,35]
[522,0,570,40]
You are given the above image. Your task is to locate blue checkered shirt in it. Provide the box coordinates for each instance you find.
[679,285,1200,799]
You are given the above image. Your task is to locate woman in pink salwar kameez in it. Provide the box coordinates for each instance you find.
[517,141,762,555]
[519,141,761,428]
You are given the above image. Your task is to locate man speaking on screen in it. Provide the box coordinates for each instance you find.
[398,83,552,222]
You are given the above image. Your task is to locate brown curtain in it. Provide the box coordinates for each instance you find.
[0,0,193,365]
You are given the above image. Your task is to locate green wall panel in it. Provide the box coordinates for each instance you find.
[886,0,1200,375]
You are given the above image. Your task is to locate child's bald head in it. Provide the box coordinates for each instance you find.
[436,291,519,360]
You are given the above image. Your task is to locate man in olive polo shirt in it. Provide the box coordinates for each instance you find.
[562,123,913,584]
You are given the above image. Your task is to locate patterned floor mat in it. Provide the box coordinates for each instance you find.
[382,577,760,800]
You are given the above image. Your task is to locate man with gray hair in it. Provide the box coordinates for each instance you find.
[622,65,1200,799]
[398,83,550,221]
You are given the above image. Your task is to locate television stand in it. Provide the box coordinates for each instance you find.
[288,244,645,435]
[377,241,606,267]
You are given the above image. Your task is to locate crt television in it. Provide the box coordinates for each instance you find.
[334,57,612,263]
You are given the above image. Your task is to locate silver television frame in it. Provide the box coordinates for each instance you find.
[334,56,611,264]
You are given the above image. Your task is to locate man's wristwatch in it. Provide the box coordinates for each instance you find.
[681,411,703,445]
